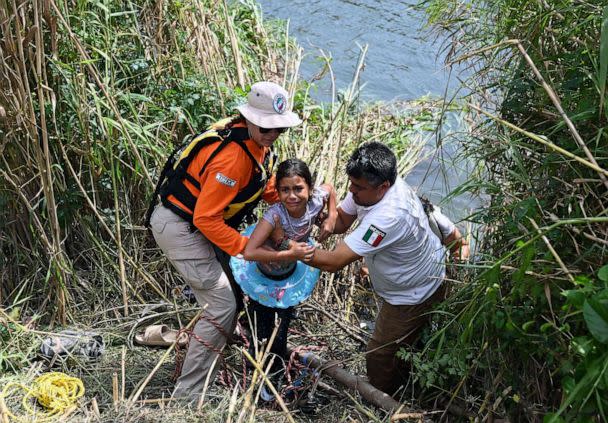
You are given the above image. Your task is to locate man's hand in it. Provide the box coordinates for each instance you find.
[315,210,328,226]
[318,212,337,242]
[452,242,470,263]
[359,265,369,278]
[287,241,315,262]
[445,228,470,263]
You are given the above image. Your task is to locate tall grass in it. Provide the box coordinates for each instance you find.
[415,0,608,421]
[0,0,430,384]
[0,1,442,420]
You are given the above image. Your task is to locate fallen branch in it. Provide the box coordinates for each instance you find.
[291,349,406,412]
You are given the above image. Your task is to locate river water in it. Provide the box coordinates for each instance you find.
[258,0,477,224]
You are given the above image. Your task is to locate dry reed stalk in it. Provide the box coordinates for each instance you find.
[58,141,168,302]
[112,371,119,409]
[225,382,240,423]
[0,167,54,254]
[390,412,430,421]
[84,228,148,304]
[0,396,9,423]
[189,9,227,113]
[236,318,281,422]
[452,38,608,190]
[4,0,71,324]
[197,353,220,409]
[514,41,608,191]
[258,10,277,79]
[112,158,130,317]
[528,217,574,284]
[50,0,154,187]
[90,397,100,419]
[468,104,608,177]
[343,391,383,423]
[121,346,127,401]
[548,212,608,247]
[286,46,302,101]
[241,348,295,423]
[303,301,368,344]
[222,0,246,89]
[279,20,291,88]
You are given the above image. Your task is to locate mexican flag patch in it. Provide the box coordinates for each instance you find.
[362,225,386,247]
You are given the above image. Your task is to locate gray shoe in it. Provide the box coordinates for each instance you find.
[40,330,104,360]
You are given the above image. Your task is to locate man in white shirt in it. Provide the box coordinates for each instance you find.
[301,141,468,395]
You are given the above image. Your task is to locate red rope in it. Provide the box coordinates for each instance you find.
[172,314,231,384]
[173,316,253,392]
[172,315,328,403]
[276,344,324,403]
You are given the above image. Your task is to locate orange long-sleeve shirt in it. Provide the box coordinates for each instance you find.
[167,135,279,256]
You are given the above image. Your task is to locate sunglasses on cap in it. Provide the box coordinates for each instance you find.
[259,126,287,134]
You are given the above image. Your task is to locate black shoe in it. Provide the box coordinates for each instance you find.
[182,285,197,304]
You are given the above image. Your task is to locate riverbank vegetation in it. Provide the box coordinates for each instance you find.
[414,0,608,421]
[6,0,604,421]
[0,0,439,421]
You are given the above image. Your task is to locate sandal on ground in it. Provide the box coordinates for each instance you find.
[134,324,188,347]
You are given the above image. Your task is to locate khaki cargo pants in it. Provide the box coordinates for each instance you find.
[366,284,446,396]
[150,205,237,402]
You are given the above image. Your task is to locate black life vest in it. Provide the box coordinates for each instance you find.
[145,118,276,230]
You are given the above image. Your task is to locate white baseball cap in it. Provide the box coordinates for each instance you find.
[236,81,302,128]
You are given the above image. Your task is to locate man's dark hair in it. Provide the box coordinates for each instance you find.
[346,141,397,186]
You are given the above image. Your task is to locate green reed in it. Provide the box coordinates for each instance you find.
[413,0,608,421]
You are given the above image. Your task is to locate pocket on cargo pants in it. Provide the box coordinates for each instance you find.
[173,258,223,291]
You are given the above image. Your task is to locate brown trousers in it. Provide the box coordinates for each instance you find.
[366,284,446,395]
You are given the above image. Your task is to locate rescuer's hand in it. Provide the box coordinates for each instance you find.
[288,241,315,262]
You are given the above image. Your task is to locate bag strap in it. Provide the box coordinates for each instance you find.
[144,141,187,228]
[197,127,250,177]
[418,195,444,243]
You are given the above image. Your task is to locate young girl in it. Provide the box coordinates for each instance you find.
[231,158,337,390]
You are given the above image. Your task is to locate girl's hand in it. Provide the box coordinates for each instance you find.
[288,240,315,262]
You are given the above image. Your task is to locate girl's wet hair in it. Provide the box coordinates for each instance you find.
[276,158,313,188]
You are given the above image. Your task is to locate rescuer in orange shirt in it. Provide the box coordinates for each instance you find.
[148,81,310,401]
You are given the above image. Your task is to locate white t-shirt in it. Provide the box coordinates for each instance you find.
[342,178,446,305]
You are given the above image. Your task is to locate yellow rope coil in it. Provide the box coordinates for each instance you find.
[1,372,85,422]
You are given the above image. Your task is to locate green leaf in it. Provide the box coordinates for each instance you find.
[562,376,575,395]
[552,357,602,421]
[543,413,565,423]
[522,320,535,332]
[563,290,586,309]
[583,299,608,344]
[494,310,506,329]
[598,264,608,283]
[483,264,500,286]
[514,242,535,283]
[571,336,594,356]
[574,275,592,287]
[540,322,553,333]
[600,6,608,115]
